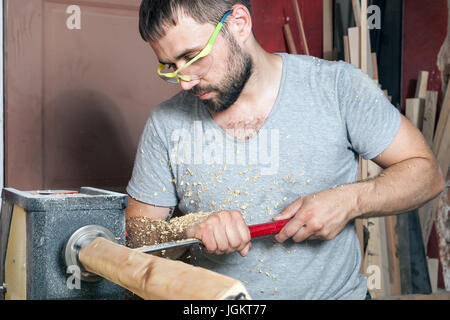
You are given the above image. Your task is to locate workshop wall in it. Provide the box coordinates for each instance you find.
[402,0,448,113]
[251,0,323,57]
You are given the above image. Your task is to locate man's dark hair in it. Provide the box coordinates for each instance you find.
[139,0,253,42]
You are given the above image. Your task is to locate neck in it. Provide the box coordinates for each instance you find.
[210,40,283,134]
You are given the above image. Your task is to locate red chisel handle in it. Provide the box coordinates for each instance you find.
[249,218,291,238]
[137,218,293,254]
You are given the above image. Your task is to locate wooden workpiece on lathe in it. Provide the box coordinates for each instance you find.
[78,237,250,300]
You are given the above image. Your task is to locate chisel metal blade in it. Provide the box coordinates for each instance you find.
[134,238,201,254]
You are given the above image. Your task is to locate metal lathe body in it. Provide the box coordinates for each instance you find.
[0,187,250,300]
[0,187,127,300]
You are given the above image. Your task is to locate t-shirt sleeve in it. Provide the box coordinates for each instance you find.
[126,111,178,207]
[336,62,402,160]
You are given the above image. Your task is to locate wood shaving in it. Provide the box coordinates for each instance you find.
[126,211,213,249]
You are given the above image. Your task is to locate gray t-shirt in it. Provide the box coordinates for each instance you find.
[127,53,401,299]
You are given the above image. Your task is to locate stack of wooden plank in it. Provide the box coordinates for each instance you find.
[415,67,450,292]
[322,0,449,298]
[343,0,401,299]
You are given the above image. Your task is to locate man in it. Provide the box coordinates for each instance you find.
[126,0,444,299]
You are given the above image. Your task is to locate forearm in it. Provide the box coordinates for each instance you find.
[348,157,445,220]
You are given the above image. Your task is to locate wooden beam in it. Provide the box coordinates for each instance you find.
[353,0,373,78]
[348,27,360,68]
[356,156,365,274]
[432,84,450,156]
[293,0,310,55]
[323,0,334,60]
[420,87,449,253]
[364,162,390,298]
[343,35,351,63]
[435,105,450,182]
[384,215,402,296]
[422,91,438,147]
[360,0,368,74]
[406,98,425,131]
[352,0,362,27]
[372,53,379,83]
[434,83,450,176]
[415,71,429,99]
[283,23,298,54]
[356,219,365,274]
[427,258,439,293]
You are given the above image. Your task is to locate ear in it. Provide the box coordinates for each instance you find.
[228,5,253,44]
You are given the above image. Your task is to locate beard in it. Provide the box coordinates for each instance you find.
[189,36,253,113]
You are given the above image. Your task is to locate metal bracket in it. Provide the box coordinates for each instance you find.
[64,225,117,282]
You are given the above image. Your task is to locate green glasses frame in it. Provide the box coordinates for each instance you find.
[157,10,233,83]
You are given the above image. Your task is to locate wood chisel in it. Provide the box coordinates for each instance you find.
[134,218,291,254]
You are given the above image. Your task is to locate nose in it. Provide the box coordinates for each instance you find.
[180,79,200,91]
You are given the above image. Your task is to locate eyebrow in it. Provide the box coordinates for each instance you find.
[158,45,204,65]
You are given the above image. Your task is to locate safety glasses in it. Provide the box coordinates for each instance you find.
[157,10,233,84]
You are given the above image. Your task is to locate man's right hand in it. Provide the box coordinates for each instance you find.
[185,210,252,257]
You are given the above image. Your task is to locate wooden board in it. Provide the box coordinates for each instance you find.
[360,0,368,73]
[356,157,365,273]
[435,104,450,181]
[378,217,391,296]
[384,215,402,296]
[405,87,435,294]
[283,23,298,54]
[323,0,334,60]
[413,91,437,248]
[372,53,379,83]
[396,212,413,294]
[432,84,450,156]
[363,161,390,298]
[5,206,27,300]
[293,0,309,55]
[352,0,373,78]
[355,219,365,273]
[348,27,360,68]
[405,98,425,131]
[343,35,351,63]
[427,258,439,292]
[351,0,361,27]
[0,201,13,300]
[415,71,429,99]
[422,91,438,147]
[419,88,449,246]
[408,209,433,294]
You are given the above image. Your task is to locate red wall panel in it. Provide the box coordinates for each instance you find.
[251,0,323,58]
[402,0,448,113]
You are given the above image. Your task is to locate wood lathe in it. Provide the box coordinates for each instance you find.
[65,224,250,300]
[0,187,251,300]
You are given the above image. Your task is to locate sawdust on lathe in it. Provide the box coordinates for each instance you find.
[126,211,213,249]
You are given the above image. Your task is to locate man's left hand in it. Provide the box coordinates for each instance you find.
[273,187,358,243]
